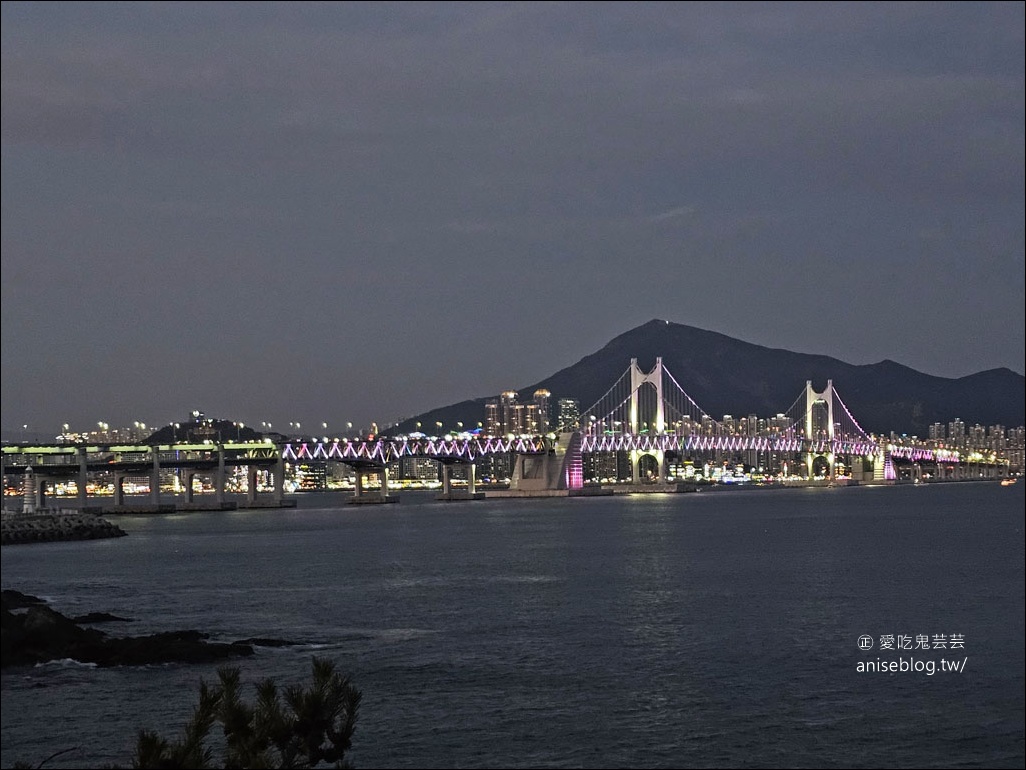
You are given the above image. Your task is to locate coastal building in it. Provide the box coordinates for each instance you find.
[557,398,580,433]
[485,389,554,436]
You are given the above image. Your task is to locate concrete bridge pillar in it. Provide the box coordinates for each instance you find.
[348,464,395,504]
[803,451,836,481]
[273,456,285,503]
[631,449,666,484]
[150,449,161,505]
[247,466,259,504]
[114,472,126,506]
[441,463,452,496]
[849,456,865,483]
[510,434,583,491]
[438,461,480,500]
[78,447,89,507]
[216,448,226,505]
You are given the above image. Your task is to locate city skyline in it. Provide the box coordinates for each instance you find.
[2,315,1023,443]
[6,349,1023,464]
[2,3,1023,435]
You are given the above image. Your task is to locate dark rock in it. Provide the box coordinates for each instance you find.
[1,590,47,611]
[96,631,254,667]
[70,612,134,624]
[1,512,127,546]
[1,601,253,669]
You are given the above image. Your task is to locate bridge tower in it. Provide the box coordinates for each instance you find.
[804,380,835,480]
[629,357,666,483]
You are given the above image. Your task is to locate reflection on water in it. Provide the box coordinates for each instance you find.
[2,483,1024,768]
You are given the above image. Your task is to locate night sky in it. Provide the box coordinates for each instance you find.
[2,2,1023,439]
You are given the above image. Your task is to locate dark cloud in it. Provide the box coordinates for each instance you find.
[2,2,1023,437]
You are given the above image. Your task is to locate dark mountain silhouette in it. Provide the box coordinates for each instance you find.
[147,416,262,444]
[391,320,1024,437]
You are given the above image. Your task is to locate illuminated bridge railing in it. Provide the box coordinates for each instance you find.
[281,434,891,464]
[578,434,880,457]
[1,437,968,469]
[282,436,550,464]
[888,445,963,463]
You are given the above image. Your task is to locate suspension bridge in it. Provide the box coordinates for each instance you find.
[2,358,1001,509]
[282,357,976,494]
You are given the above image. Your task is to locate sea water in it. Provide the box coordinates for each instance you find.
[2,483,1023,768]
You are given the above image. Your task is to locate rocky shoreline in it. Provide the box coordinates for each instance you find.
[1,510,127,545]
[0,590,292,669]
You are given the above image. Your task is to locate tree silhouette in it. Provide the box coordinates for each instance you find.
[130,657,361,769]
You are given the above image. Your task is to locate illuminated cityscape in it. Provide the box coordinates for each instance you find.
[3,379,1021,502]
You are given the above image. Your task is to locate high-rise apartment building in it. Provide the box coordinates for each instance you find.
[948,418,966,447]
[530,390,551,434]
[557,398,580,433]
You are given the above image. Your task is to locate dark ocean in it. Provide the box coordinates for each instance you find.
[2,483,1023,768]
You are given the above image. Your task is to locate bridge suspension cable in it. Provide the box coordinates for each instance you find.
[831,387,873,441]
[661,365,716,434]
[579,366,634,432]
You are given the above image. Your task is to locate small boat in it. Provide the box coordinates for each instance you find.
[1000,478,1017,486]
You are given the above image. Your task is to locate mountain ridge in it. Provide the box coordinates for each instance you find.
[390,320,1024,436]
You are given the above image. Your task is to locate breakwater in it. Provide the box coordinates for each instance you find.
[1,510,126,545]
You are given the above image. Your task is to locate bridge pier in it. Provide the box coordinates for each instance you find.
[508,433,583,493]
[630,449,666,484]
[114,472,127,506]
[78,447,89,508]
[240,457,284,506]
[348,464,398,505]
[150,450,161,505]
[39,478,51,509]
[247,466,259,505]
[216,448,226,505]
[273,455,284,503]
[438,461,483,501]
